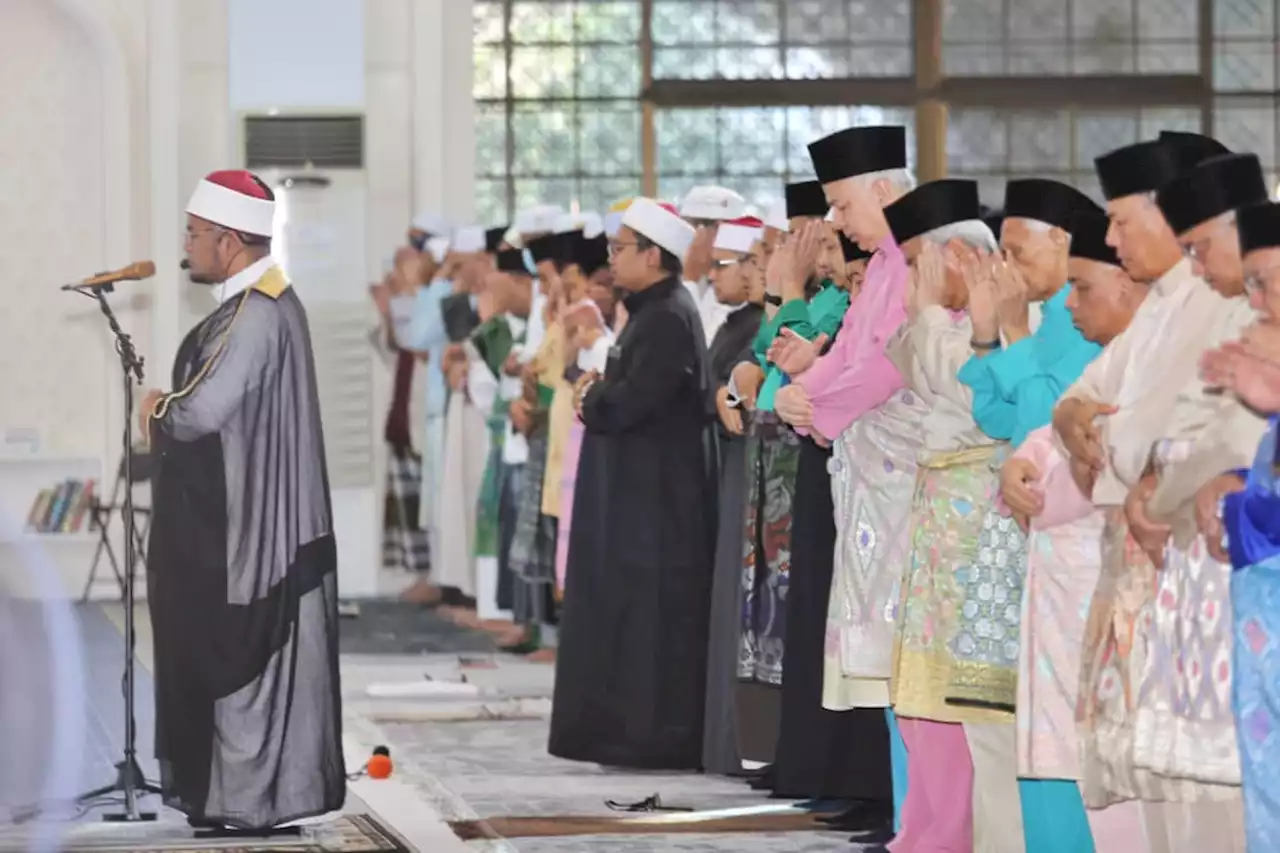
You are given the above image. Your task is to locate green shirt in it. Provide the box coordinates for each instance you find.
[755,281,851,411]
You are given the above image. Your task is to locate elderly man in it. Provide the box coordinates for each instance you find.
[1000,210,1153,852]
[548,198,716,770]
[1203,200,1280,852]
[951,178,1102,849]
[1052,134,1248,849]
[764,126,911,812]
[680,184,748,344]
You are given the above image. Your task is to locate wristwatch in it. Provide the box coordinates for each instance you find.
[764,293,783,306]
[971,338,1001,351]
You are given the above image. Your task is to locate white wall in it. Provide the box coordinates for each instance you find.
[229,0,365,111]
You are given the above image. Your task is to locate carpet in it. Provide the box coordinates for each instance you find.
[451,810,829,839]
[52,814,409,853]
[338,601,496,655]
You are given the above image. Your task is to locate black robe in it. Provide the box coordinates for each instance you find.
[147,270,345,828]
[549,276,717,770]
[701,302,765,775]
[771,435,892,802]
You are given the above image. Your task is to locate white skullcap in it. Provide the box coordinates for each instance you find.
[186,170,276,237]
[679,185,748,221]
[515,204,565,235]
[714,222,763,254]
[425,236,451,263]
[764,198,789,232]
[412,212,451,235]
[451,225,486,254]
[603,211,626,238]
[503,225,524,249]
[620,198,697,259]
[554,211,604,238]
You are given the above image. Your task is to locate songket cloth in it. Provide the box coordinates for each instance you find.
[1226,419,1280,853]
[891,445,1012,725]
[738,412,800,687]
[825,387,927,710]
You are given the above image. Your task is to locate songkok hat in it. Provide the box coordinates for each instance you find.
[1067,210,1120,267]
[573,233,610,276]
[1237,202,1280,255]
[451,225,486,254]
[764,198,789,232]
[620,198,697,258]
[884,179,980,245]
[807,126,907,186]
[785,180,829,219]
[496,248,533,275]
[411,211,450,236]
[1095,140,1184,200]
[186,170,276,237]
[713,216,764,253]
[1159,130,1232,174]
[680,186,748,221]
[525,232,566,264]
[839,232,872,263]
[1003,179,1100,230]
[1156,153,1267,236]
[425,236,451,263]
[484,226,508,254]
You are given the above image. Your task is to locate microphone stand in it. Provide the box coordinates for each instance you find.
[72,282,162,821]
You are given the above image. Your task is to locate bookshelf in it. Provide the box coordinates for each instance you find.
[0,455,109,599]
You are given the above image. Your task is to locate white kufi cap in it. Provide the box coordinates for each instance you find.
[620,198,697,259]
[714,222,763,253]
[679,185,747,221]
[451,225,486,254]
[764,198,789,232]
[412,212,451,235]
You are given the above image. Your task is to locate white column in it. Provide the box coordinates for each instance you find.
[148,0,182,375]
[412,0,475,223]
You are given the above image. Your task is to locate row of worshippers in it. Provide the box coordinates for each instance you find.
[532,124,1280,853]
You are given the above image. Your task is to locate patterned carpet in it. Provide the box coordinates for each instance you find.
[361,655,873,852]
[338,602,497,656]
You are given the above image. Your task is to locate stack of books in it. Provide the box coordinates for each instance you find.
[26,479,96,534]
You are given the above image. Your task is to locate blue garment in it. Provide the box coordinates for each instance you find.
[1224,417,1280,852]
[958,286,1101,448]
[885,708,907,833]
[398,278,453,416]
[1018,779,1095,852]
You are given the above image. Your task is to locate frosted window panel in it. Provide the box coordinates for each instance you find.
[658,175,722,205]
[717,48,785,80]
[1007,45,1069,75]
[786,0,850,44]
[848,0,913,40]
[943,0,1004,41]
[473,46,507,100]
[510,1,575,43]
[576,179,643,215]
[1215,0,1274,36]
[1136,0,1198,38]
[511,105,577,176]
[1074,113,1140,166]
[656,109,720,175]
[474,179,510,225]
[1008,0,1067,38]
[1213,99,1278,171]
[510,47,575,98]
[718,109,787,176]
[579,106,641,175]
[947,110,1010,172]
[1138,108,1201,138]
[717,1,783,45]
[574,2,642,43]
[653,48,719,79]
[1214,40,1278,92]
[652,1,717,45]
[228,0,363,110]
[474,104,509,176]
[577,45,641,97]
[514,178,579,213]
[786,47,854,79]
[1010,112,1071,170]
[849,46,913,76]
[474,2,506,44]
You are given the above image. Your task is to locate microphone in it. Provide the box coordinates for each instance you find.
[61,260,156,291]
[180,259,190,270]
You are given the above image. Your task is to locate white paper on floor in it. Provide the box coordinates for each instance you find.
[366,678,481,698]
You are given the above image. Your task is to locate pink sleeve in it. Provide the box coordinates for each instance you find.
[800,350,904,440]
[792,310,856,399]
[1012,426,1095,529]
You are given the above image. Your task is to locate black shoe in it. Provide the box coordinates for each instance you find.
[846,824,893,845]
[818,801,893,832]
[746,766,775,790]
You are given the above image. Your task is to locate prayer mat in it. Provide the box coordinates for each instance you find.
[337,600,495,655]
[54,814,408,853]
[450,808,829,839]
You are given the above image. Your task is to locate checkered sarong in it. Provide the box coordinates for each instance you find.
[383,447,431,573]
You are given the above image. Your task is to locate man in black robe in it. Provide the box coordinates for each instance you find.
[549,197,717,770]
[143,170,345,829]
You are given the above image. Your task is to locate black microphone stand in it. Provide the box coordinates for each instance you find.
[72,281,162,821]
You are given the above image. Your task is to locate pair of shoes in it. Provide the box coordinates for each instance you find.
[817,800,893,832]
[747,766,775,791]
[846,824,893,845]
[498,638,540,655]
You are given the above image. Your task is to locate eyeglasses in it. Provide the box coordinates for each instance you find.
[607,239,638,257]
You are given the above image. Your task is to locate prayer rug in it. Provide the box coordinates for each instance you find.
[337,601,495,655]
[450,808,830,839]
[55,814,408,853]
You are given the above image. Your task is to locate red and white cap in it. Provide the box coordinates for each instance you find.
[713,216,764,253]
[186,170,276,237]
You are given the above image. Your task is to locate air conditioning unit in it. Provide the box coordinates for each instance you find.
[236,110,380,598]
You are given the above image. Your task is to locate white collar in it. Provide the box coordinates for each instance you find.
[217,255,278,304]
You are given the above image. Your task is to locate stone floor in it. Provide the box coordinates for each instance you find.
[0,599,873,852]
